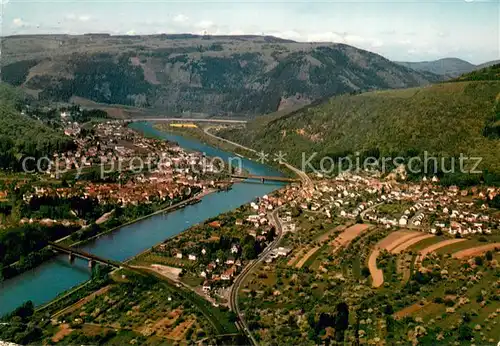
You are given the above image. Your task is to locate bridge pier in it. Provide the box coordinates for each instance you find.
[68,252,74,262]
[88,260,95,268]
[260,177,265,184]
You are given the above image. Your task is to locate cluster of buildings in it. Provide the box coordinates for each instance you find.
[284,172,499,238]
[24,167,226,207]
[53,120,223,178]
[7,119,236,230]
[364,183,498,235]
[154,191,297,295]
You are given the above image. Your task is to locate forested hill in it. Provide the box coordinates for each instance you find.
[0,84,75,171]
[396,58,476,78]
[1,35,439,116]
[453,63,500,82]
[217,75,500,185]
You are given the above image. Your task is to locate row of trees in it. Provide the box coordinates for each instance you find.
[490,195,500,209]
[22,195,110,222]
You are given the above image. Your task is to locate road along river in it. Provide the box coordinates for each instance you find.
[0,122,284,316]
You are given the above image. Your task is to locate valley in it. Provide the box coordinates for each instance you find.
[1,34,439,116]
[0,13,499,343]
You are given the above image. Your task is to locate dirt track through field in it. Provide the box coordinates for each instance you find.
[393,302,431,320]
[369,249,383,287]
[295,246,321,268]
[452,243,500,259]
[375,230,416,249]
[52,324,73,343]
[290,224,348,268]
[52,285,113,319]
[294,224,371,269]
[367,233,407,288]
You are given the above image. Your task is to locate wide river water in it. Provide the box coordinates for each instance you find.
[0,122,283,316]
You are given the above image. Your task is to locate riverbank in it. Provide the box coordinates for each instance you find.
[67,187,217,249]
[1,188,214,282]
[32,187,229,314]
[152,123,296,178]
[153,123,253,158]
[0,122,285,317]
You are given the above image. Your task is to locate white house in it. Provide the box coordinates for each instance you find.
[399,217,408,226]
[276,247,292,256]
[202,281,211,292]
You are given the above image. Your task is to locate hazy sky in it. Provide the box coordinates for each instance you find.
[2,0,499,64]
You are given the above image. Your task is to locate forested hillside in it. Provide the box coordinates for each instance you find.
[218,77,500,185]
[0,84,75,171]
[454,63,500,82]
[455,64,500,140]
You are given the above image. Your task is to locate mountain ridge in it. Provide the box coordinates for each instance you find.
[217,65,500,183]
[1,34,439,116]
[396,57,499,78]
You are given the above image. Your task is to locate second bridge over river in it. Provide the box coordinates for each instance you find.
[229,174,299,183]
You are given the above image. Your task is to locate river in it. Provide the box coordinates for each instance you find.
[0,122,283,316]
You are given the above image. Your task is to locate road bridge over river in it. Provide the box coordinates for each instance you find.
[48,242,126,269]
[229,174,299,183]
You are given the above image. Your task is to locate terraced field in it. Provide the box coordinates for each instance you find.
[415,238,467,267]
[330,224,372,252]
[452,243,500,259]
[368,230,434,287]
[287,224,347,268]
[390,234,435,254]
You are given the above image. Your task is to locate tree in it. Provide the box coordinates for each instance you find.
[291,207,301,217]
[490,195,500,209]
[11,300,34,320]
[384,303,394,315]
[228,311,237,323]
[333,302,349,342]
[462,312,471,323]
[485,251,493,261]
[243,244,257,260]
[458,324,473,341]
[241,234,256,247]
[316,312,334,332]
[474,256,483,266]
[361,266,370,278]
[216,249,226,262]
[266,227,276,242]
[91,264,103,280]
